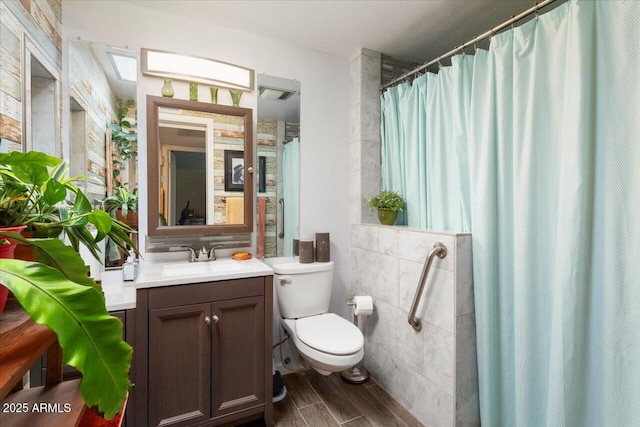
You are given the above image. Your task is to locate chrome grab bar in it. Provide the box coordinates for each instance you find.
[408,242,448,331]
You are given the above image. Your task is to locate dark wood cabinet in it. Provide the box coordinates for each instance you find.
[136,276,273,427]
[149,303,211,427]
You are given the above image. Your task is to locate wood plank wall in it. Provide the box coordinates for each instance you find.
[0,0,62,152]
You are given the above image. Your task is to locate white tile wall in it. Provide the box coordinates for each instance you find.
[351,224,479,427]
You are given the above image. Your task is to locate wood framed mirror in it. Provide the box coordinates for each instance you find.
[146,95,253,237]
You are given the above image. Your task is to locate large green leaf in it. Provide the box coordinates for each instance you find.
[0,232,99,289]
[43,179,66,206]
[0,259,132,419]
[87,210,112,243]
[13,163,49,186]
[0,151,62,167]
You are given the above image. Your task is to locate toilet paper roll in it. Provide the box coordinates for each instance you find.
[353,295,374,316]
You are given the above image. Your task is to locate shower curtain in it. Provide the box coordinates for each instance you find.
[282,138,300,256]
[380,1,640,425]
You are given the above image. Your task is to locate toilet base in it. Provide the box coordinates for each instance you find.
[341,364,370,384]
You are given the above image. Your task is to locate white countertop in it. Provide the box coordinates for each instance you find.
[99,257,273,310]
[100,270,137,311]
[135,257,274,289]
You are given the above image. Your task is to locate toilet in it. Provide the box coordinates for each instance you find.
[270,259,364,375]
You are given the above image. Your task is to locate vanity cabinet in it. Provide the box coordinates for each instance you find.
[136,276,273,427]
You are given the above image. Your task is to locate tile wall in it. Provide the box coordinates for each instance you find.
[350,225,479,426]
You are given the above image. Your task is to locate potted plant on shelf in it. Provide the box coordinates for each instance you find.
[0,151,138,261]
[0,150,135,420]
[0,232,132,421]
[368,190,404,225]
[101,186,138,228]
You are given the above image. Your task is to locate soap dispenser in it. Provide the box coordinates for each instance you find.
[123,256,135,281]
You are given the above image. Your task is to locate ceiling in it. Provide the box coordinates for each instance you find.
[125,0,555,64]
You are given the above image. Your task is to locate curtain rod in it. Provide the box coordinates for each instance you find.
[380,0,558,91]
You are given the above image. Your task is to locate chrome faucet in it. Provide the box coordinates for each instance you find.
[208,244,224,261]
[183,244,224,262]
[183,246,198,262]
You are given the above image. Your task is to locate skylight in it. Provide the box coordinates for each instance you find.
[108,53,137,82]
[259,87,295,101]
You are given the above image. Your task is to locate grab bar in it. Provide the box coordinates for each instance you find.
[408,242,448,331]
[278,198,285,238]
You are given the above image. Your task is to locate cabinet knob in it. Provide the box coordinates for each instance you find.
[205,316,211,325]
[212,315,220,324]
[247,166,254,174]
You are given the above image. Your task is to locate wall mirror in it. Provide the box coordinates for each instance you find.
[256,75,300,257]
[68,39,138,269]
[147,96,253,237]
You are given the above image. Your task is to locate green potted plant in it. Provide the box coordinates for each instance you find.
[101,186,138,228]
[0,151,136,419]
[368,190,404,225]
[0,151,138,261]
[0,231,132,420]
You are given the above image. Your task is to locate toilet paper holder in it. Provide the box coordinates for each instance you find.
[342,296,371,384]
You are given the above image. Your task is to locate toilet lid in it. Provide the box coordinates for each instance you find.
[296,313,364,355]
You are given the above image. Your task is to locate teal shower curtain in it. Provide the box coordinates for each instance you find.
[381,1,640,425]
[282,138,300,256]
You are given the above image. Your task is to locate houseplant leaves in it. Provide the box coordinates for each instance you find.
[0,233,132,419]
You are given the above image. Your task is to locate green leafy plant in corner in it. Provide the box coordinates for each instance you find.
[0,232,131,419]
[368,190,405,212]
[101,186,138,219]
[108,98,137,189]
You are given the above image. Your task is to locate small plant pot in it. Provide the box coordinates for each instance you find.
[115,210,138,229]
[0,225,27,316]
[377,208,398,225]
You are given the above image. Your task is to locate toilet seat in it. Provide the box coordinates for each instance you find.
[296,313,363,355]
[280,315,365,375]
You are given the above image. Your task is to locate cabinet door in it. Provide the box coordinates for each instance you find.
[211,296,265,418]
[149,303,211,427]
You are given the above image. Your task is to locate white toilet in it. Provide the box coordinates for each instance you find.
[270,260,364,376]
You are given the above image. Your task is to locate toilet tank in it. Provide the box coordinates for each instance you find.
[270,260,334,319]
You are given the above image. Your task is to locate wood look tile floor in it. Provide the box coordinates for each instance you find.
[238,371,424,427]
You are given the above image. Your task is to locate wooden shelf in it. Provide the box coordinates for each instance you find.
[0,302,87,426]
[0,379,86,426]
[0,303,56,398]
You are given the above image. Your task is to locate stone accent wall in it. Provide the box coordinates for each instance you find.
[0,0,62,152]
[257,119,278,257]
[212,113,246,223]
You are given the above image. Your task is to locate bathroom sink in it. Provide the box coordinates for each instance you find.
[160,259,244,276]
[135,257,274,289]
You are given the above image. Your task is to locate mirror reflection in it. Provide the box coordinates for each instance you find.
[256,75,300,257]
[68,39,138,269]
[158,107,245,226]
[147,96,253,237]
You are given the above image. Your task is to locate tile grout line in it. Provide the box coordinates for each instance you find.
[339,415,366,425]
[299,373,343,426]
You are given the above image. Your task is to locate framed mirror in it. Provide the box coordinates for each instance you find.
[147,95,253,237]
[256,75,300,257]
